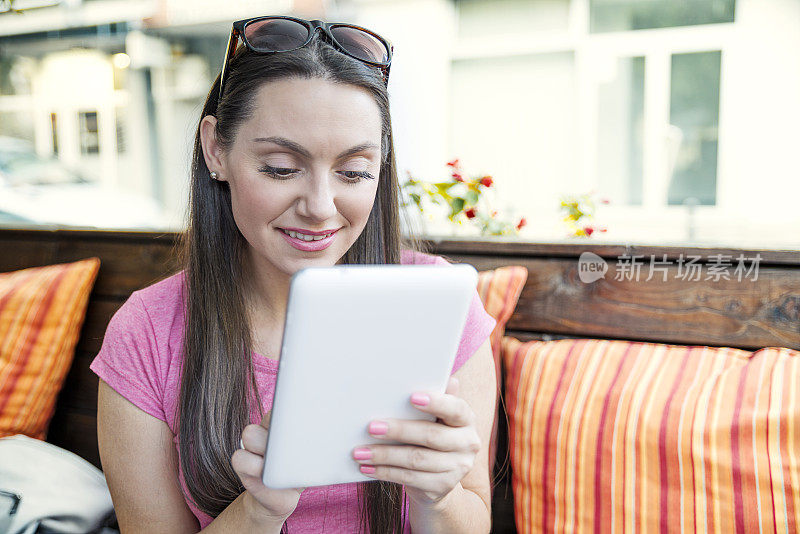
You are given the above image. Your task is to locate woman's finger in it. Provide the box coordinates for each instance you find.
[353,444,454,472]
[409,390,473,428]
[358,462,456,495]
[231,448,266,479]
[445,376,459,396]
[241,423,268,455]
[367,418,476,451]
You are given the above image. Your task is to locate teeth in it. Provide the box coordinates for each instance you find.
[283,229,334,241]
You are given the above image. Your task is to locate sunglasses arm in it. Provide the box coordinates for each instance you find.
[219,29,241,101]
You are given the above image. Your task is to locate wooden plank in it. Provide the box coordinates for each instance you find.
[0,236,58,273]
[45,408,102,470]
[444,254,800,350]
[54,350,100,415]
[53,238,181,298]
[75,297,125,355]
[0,226,180,243]
[425,237,800,265]
[0,228,181,297]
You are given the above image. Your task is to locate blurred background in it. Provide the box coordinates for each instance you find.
[0,0,797,248]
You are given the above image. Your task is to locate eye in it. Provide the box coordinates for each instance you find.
[259,164,298,178]
[339,170,376,184]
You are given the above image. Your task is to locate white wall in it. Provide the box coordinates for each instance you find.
[354,0,800,247]
[347,0,457,182]
[720,0,800,220]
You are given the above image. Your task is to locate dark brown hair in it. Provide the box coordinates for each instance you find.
[173,37,426,532]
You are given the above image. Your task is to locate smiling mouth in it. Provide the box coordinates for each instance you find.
[279,228,339,241]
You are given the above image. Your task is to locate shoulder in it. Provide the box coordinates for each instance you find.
[400,249,452,266]
[132,270,186,309]
[90,273,186,422]
[104,270,186,346]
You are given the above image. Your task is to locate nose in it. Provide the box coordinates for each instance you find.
[296,173,338,222]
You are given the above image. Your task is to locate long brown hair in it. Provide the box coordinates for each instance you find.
[172,36,427,533]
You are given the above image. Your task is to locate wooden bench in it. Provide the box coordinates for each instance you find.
[2,227,798,533]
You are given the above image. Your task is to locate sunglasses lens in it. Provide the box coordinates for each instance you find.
[244,18,309,51]
[330,26,389,64]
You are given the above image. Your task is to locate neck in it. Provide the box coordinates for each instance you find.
[243,248,290,329]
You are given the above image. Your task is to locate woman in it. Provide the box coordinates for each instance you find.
[91,15,497,533]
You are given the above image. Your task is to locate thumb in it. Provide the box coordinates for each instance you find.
[445,375,459,396]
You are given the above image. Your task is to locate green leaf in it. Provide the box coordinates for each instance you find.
[465,190,479,205]
[435,182,455,194]
[450,197,465,217]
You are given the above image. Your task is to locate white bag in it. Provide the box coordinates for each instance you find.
[0,434,115,534]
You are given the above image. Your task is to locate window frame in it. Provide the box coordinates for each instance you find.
[450,0,740,240]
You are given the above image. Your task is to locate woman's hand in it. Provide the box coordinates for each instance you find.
[232,409,306,524]
[351,376,481,509]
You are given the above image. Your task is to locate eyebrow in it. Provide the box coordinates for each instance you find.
[251,136,379,160]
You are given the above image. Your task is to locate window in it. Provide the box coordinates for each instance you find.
[440,0,797,247]
[50,112,58,155]
[0,111,35,143]
[0,56,35,96]
[668,51,721,206]
[593,49,723,207]
[457,0,570,37]
[590,0,736,33]
[115,106,126,154]
[597,56,645,205]
[78,110,99,155]
[450,52,577,215]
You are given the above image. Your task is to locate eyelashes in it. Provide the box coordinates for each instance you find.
[258,165,376,184]
[259,165,295,178]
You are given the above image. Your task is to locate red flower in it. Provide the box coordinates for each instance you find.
[464,207,476,219]
[480,176,493,187]
[452,172,464,182]
[491,210,498,218]
[600,198,610,205]
[599,227,608,232]
[516,217,527,230]
[584,226,594,236]
[446,158,460,168]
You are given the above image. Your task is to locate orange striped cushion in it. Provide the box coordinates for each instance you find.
[502,337,800,533]
[475,266,528,486]
[0,258,100,440]
[477,266,528,361]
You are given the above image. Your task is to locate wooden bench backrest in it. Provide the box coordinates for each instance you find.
[1,228,798,533]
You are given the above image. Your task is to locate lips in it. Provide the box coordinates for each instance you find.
[278,227,339,252]
[279,227,340,236]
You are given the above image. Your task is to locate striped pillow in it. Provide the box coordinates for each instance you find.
[0,258,101,440]
[501,337,800,533]
[477,266,528,362]
[475,266,528,486]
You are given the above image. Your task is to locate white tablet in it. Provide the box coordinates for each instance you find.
[261,262,478,489]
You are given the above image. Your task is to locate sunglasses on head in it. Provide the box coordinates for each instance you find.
[218,15,393,106]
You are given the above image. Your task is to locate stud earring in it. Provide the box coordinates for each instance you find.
[210,171,218,180]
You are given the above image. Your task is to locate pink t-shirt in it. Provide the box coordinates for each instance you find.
[89,249,496,532]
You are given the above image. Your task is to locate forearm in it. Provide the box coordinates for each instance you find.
[199,492,286,534]
[409,483,491,534]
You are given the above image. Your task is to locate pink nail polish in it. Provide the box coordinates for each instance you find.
[411,393,430,406]
[368,421,388,435]
[353,447,372,460]
[360,465,376,475]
